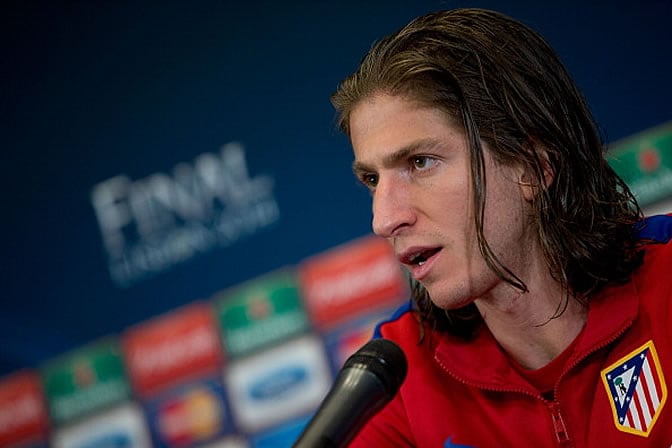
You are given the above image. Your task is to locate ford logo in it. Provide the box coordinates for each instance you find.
[248,366,308,401]
[80,432,132,448]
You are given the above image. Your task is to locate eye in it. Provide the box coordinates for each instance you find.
[411,156,437,171]
[360,173,379,189]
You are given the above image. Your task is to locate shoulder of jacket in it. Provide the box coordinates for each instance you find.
[637,213,672,243]
[371,301,432,350]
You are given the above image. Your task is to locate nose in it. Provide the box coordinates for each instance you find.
[371,175,415,238]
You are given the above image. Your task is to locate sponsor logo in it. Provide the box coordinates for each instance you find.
[122,303,223,397]
[41,339,130,425]
[248,366,307,401]
[91,142,280,287]
[143,378,232,448]
[607,123,672,206]
[225,337,331,432]
[601,340,667,437]
[156,387,223,447]
[215,270,309,358]
[298,235,408,329]
[0,371,48,447]
[51,403,151,448]
[77,432,132,448]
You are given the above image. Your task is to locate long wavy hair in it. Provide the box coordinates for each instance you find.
[331,8,644,338]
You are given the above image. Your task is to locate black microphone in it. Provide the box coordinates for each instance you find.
[293,338,407,448]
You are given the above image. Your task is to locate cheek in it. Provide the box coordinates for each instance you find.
[424,173,474,230]
[428,185,480,265]
[431,186,472,232]
[482,184,528,257]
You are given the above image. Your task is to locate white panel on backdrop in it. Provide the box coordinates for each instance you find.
[51,402,152,448]
[225,336,332,433]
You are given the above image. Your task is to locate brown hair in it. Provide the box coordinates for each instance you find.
[331,8,643,338]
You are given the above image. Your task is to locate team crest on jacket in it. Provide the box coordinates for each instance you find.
[601,340,667,437]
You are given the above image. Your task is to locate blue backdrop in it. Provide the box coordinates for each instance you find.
[3,0,671,376]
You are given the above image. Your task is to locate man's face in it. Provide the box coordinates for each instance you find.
[349,93,533,309]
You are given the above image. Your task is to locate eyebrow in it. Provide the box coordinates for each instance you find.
[352,138,443,176]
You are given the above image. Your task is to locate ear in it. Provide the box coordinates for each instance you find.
[518,141,554,202]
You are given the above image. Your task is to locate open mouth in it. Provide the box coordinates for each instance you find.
[408,248,441,266]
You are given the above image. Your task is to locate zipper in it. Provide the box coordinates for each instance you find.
[437,355,573,447]
[432,314,635,447]
[549,401,571,446]
[544,321,633,447]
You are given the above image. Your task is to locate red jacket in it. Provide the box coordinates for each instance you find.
[350,215,672,447]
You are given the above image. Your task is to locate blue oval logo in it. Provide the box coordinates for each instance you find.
[81,432,132,448]
[248,366,308,401]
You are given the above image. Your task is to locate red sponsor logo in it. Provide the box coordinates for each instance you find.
[122,302,223,397]
[298,236,408,329]
[0,371,48,447]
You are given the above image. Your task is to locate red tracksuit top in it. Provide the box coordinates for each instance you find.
[350,214,672,447]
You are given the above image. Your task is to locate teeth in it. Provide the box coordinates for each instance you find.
[408,252,426,265]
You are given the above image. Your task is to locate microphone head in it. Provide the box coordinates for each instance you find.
[343,338,407,396]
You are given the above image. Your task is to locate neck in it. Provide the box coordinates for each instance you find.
[475,276,588,370]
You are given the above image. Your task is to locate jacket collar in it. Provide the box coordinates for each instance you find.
[433,280,639,392]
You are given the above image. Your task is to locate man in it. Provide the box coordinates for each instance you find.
[330,8,672,447]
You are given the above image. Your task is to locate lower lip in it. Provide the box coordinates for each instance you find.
[409,249,441,281]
